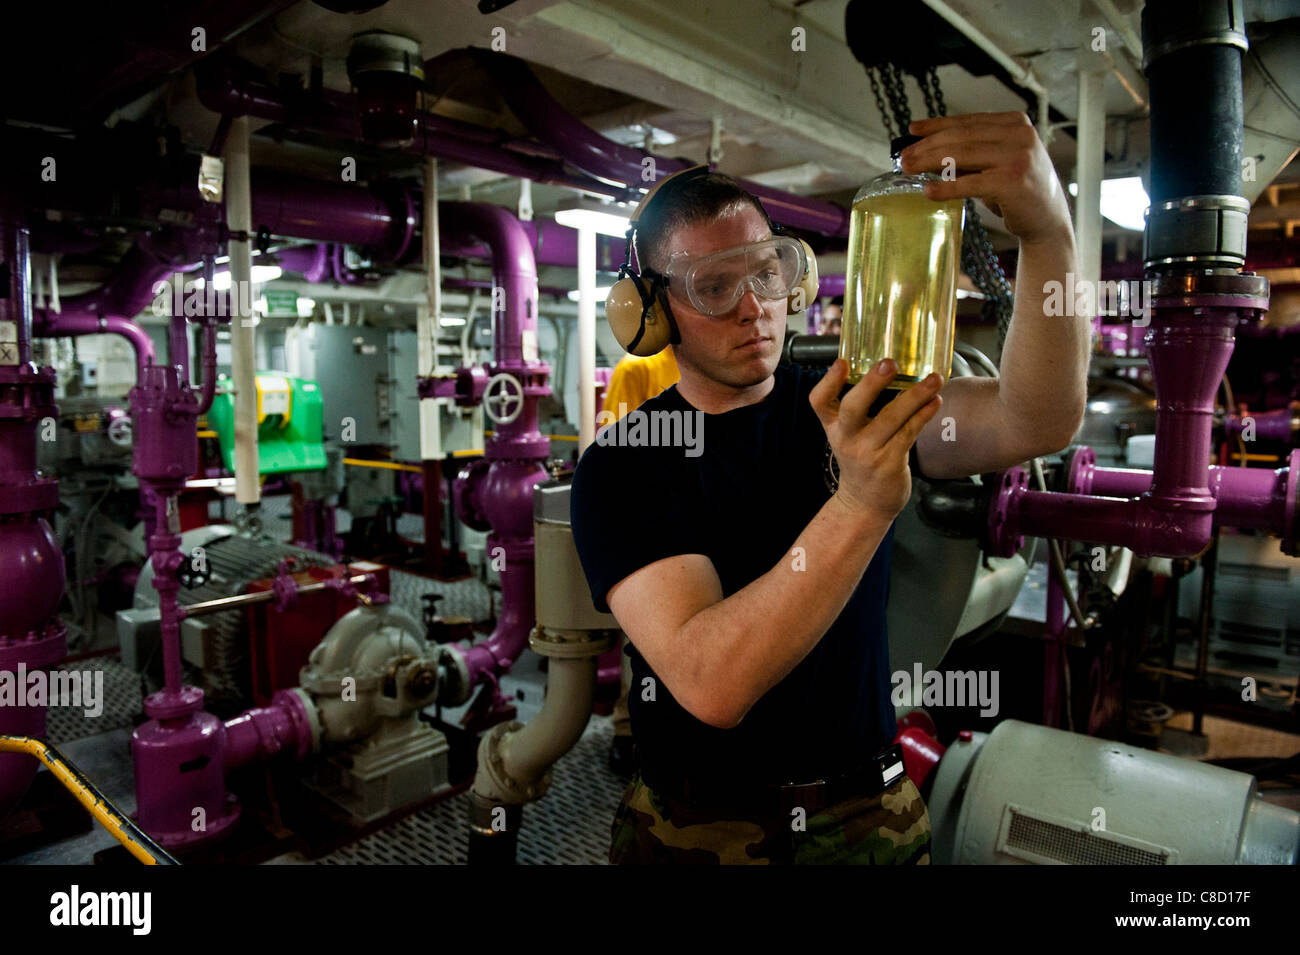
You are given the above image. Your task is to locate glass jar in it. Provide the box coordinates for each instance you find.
[839,135,966,387]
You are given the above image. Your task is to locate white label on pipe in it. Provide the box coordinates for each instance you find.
[521,328,538,363]
[0,321,16,365]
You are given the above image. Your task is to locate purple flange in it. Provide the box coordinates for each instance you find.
[986,293,1296,559]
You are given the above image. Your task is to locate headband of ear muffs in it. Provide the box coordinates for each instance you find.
[604,166,820,356]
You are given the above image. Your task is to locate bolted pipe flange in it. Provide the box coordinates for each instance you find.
[1283,448,1300,558]
[435,642,473,705]
[1063,445,1097,496]
[476,719,550,804]
[528,625,618,659]
[985,466,1028,558]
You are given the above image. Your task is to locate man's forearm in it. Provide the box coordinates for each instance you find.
[670,494,893,728]
[997,230,1091,446]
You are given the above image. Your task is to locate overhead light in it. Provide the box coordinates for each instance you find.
[554,198,631,238]
[440,316,466,327]
[568,286,612,302]
[193,264,284,290]
[1069,177,1150,232]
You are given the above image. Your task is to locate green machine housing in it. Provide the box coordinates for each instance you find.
[207,373,327,474]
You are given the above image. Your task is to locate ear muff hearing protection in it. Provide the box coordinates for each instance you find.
[604,167,820,357]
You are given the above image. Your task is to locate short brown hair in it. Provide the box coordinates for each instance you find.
[633,172,771,274]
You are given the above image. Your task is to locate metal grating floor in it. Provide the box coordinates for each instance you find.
[44,657,142,745]
[25,530,625,864]
[387,568,493,623]
[287,717,625,865]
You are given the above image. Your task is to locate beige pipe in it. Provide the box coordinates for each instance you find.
[471,650,600,805]
[225,116,259,505]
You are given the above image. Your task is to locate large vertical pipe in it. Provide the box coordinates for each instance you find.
[226,116,260,504]
[577,225,596,453]
[419,157,442,460]
[420,158,445,569]
[0,205,66,820]
[0,218,32,364]
[1075,0,1107,332]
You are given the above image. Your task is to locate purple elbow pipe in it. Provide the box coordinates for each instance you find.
[481,50,851,236]
[989,288,1290,559]
[34,312,157,380]
[435,203,551,693]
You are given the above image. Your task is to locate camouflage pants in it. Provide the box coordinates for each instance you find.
[609,773,932,865]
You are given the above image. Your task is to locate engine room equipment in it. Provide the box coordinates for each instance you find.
[346,31,425,149]
[297,602,449,822]
[0,203,67,820]
[467,476,618,864]
[207,373,326,474]
[928,719,1300,864]
[122,526,352,713]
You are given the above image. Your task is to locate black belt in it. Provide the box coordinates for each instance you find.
[643,743,907,817]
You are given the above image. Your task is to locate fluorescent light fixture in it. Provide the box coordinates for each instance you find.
[554,198,631,238]
[568,286,612,302]
[1068,177,1150,232]
[193,264,284,290]
[440,316,466,327]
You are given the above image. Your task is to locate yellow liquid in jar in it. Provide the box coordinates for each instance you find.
[840,191,965,387]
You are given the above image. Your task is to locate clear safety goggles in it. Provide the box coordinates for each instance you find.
[663,236,806,316]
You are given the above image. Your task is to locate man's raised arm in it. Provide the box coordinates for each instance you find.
[608,360,942,728]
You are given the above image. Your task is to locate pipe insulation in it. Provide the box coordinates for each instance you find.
[225,116,259,505]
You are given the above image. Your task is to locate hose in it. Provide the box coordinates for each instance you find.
[0,736,179,865]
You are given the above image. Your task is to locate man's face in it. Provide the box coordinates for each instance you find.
[661,205,786,389]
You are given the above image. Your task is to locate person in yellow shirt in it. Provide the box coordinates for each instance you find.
[600,347,679,777]
[601,347,680,423]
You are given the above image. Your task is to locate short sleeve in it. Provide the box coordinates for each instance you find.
[569,439,703,614]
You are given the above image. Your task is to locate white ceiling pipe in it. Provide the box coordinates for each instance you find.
[226,115,260,507]
[920,0,1051,140]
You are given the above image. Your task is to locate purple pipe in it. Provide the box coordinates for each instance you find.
[434,203,551,694]
[223,690,315,771]
[276,243,330,284]
[0,211,67,819]
[33,233,201,380]
[1083,458,1297,536]
[989,285,1285,559]
[196,60,628,201]
[197,55,853,231]
[440,203,543,369]
[1226,408,1297,444]
[252,170,402,249]
[481,50,851,236]
[33,312,157,381]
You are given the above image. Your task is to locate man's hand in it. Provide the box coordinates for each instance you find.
[810,358,943,525]
[901,111,1072,246]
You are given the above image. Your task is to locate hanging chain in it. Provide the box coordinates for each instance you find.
[866,68,895,141]
[881,64,912,133]
[904,63,1015,343]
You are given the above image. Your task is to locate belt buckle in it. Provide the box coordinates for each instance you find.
[873,743,906,791]
[778,779,828,817]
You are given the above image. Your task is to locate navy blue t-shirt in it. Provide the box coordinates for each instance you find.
[570,362,917,788]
